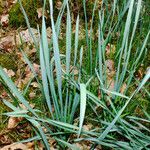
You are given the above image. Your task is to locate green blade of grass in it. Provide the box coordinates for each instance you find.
[0,67,37,117]
[118,0,143,90]
[89,0,98,74]
[78,83,87,136]
[28,119,50,150]
[74,15,79,67]
[66,3,71,74]
[64,3,72,122]
[78,46,83,82]
[49,0,63,116]
[91,68,150,149]
[69,93,80,123]
[115,0,135,92]
[55,138,80,150]
[18,0,38,50]
[39,42,54,118]
[101,88,129,99]
[20,49,40,85]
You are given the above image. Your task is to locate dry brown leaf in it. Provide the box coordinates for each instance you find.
[29,92,36,99]
[37,8,43,19]
[1,91,8,98]
[106,59,115,72]
[107,79,115,92]
[56,1,62,10]
[37,7,47,19]
[0,34,15,52]
[3,68,15,77]
[7,102,35,129]
[1,143,27,150]
[106,59,115,78]
[98,88,101,99]
[136,67,144,80]
[74,143,83,149]
[0,14,9,27]
[26,142,34,149]
[33,63,40,73]
[15,79,24,89]
[46,27,52,39]
[106,43,116,56]
[48,138,56,146]
[95,145,102,150]
[15,28,39,45]
[7,117,20,129]
[31,82,39,88]
[0,135,12,146]
[29,48,37,55]
[83,123,93,131]
[19,103,35,110]
[120,83,127,94]
[12,0,17,4]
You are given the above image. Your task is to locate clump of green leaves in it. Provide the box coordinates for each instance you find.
[0,0,150,149]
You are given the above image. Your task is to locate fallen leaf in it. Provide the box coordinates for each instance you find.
[33,63,40,74]
[105,59,115,78]
[3,68,15,77]
[56,1,62,10]
[1,143,27,150]
[83,123,93,131]
[120,83,127,94]
[48,138,56,146]
[106,43,116,56]
[0,14,9,27]
[37,7,47,19]
[12,0,17,4]
[0,34,15,52]
[1,91,8,98]
[0,135,12,146]
[7,117,20,129]
[31,82,39,88]
[15,28,39,45]
[37,8,43,19]
[98,88,101,99]
[136,67,144,80]
[26,142,34,149]
[107,78,115,92]
[106,59,115,72]
[19,103,35,110]
[29,92,36,99]
[46,27,52,39]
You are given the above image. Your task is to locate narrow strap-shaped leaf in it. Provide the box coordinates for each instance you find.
[74,15,79,67]
[66,3,71,74]
[0,67,37,117]
[118,0,142,90]
[64,3,72,121]
[89,0,98,74]
[28,119,50,150]
[18,0,38,50]
[115,0,134,92]
[69,93,80,123]
[78,46,83,82]
[95,68,150,142]
[55,138,80,150]
[40,42,53,118]
[78,83,87,136]
[49,0,63,116]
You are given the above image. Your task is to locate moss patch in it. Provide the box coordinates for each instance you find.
[9,0,42,28]
[0,53,17,70]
